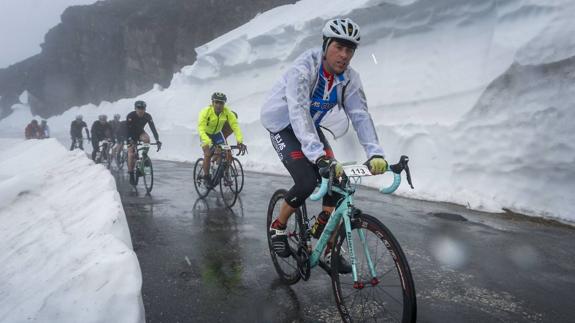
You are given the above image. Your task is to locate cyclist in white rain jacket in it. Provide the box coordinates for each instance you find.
[261,18,389,273]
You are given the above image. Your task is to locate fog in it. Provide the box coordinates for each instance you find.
[0,0,97,68]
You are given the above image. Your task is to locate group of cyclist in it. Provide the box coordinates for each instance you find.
[68,17,389,272]
[69,100,161,186]
[24,119,50,139]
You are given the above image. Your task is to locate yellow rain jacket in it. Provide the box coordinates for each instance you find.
[197,105,243,146]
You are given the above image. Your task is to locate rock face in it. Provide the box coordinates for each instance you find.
[0,0,294,118]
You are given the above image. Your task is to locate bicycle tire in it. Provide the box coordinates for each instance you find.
[116,148,125,170]
[193,158,210,198]
[133,160,140,186]
[106,148,112,170]
[331,213,417,323]
[231,157,244,193]
[266,189,305,285]
[219,162,238,207]
[142,156,154,194]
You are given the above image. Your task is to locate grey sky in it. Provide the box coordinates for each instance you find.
[0,0,97,69]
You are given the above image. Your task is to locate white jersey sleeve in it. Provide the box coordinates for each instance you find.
[343,69,385,158]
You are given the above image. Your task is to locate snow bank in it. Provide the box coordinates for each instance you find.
[3,0,574,222]
[0,139,144,323]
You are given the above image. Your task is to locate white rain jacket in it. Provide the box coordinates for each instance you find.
[260,48,385,162]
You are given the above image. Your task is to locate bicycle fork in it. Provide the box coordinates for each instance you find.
[311,203,379,289]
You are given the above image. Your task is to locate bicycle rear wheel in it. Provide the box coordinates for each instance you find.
[106,148,112,170]
[231,158,244,193]
[219,163,238,207]
[142,157,154,194]
[193,158,210,198]
[331,213,417,323]
[266,189,305,285]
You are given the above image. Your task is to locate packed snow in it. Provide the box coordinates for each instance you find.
[0,139,144,323]
[1,0,574,223]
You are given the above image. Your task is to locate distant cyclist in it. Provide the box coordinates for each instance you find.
[70,115,90,150]
[24,119,41,139]
[90,115,113,161]
[127,100,161,185]
[197,92,246,184]
[39,120,50,139]
[261,18,388,273]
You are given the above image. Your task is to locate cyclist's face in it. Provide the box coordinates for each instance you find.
[212,100,225,114]
[324,40,355,74]
[136,108,145,117]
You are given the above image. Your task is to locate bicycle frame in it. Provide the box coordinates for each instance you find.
[307,157,412,283]
[307,181,371,284]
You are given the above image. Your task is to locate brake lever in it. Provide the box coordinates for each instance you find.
[403,158,414,189]
[327,164,334,196]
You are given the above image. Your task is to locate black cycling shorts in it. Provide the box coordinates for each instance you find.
[269,126,340,208]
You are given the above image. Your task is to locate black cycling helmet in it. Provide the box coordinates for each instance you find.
[135,100,147,109]
[211,92,227,103]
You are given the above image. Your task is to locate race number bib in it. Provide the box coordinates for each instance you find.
[343,164,372,177]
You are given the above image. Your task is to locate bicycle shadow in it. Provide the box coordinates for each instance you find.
[189,196,245,294]
[194,194,245,217]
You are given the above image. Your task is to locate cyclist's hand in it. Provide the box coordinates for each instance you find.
[156,141,162,151]
[316,155,343,179]
[237,143,247,154]
[364,155,388,175]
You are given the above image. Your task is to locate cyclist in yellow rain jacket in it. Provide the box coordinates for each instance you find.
[198,92,246,182]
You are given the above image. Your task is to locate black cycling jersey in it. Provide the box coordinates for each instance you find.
[91,121,113,141]
[115,120,128,142]
[126,111,159,141]
[70,120,88,137]
[109,120,120,136]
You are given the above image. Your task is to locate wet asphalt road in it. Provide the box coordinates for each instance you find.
[117,160,575,323]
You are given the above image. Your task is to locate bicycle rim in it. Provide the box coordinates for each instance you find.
[116,150,125,170]
[266,189,303,285]
[142,157,153,194]
[106,150,112,169]
[331,213,417,323]
[232,158,244,193]
[219,164,238,207]
[193,158,210,198]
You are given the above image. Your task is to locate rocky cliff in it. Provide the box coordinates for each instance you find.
[0,0,294,118]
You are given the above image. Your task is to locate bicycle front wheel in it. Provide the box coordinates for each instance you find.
[331,213,417,323]
[266,189,305,285]
[106,149,112,170]
[142,157,154,194]
[116,148,126,170]
[231,157,244,193]
[219,163,238,207]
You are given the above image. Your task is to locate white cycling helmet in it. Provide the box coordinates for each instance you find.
[322,18,361,47]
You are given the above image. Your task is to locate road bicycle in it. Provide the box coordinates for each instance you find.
[94,138,113,169]
[70,137,89,151]
[193,144,242,208]
[132,141,160,194]
[114,142,128,170]
[266,156,416,322]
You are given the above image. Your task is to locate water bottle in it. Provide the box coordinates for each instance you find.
[310,211,330,239]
